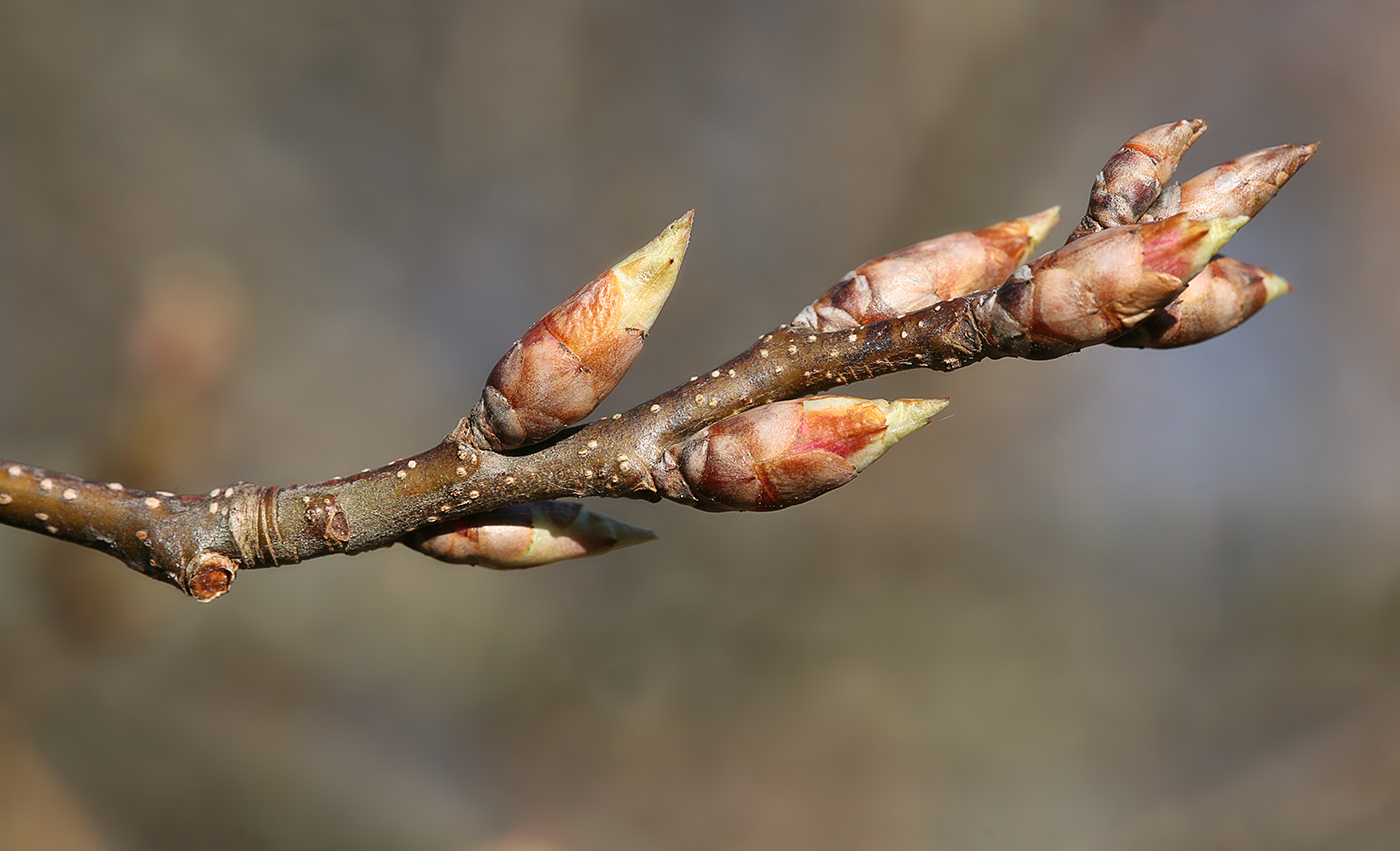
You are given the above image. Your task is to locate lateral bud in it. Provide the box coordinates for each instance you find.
[402,501,655,569]
[1109,256,1291,349]
[988,214,1248,359]
[1144,142,1318,222]
[469,212,693,451]
[657,396,947,511]
[1072,118,1206,238]
[793,208,1059,331]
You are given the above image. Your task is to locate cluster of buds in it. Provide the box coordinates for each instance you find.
[0,118,1319,598]
[468,212,693,451]
[1062,121,1316,349]
[402,501,654,569]
[656,396,947,511]
[793,209,1059,332]
[432,119,1314,570]
[787,121,1315,361]
[985,213,1248,359]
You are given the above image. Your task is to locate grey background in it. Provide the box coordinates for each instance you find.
[1,1,1396,849]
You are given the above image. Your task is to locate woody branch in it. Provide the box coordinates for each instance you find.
[0,119,1315,601]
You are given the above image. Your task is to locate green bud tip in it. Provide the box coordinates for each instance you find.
[847,397,949,471]
[1202,215,1251,255]
[1261,269,1293,304]
[881,397,950,445]
[1025,207,1061,250]
[612,211,694,336]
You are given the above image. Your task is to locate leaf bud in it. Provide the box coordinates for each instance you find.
[1109,256,1291,348]
[658,396,947,511]
[1144,142,1318,222]
[1073,118,1206,238]
[402,501,655,569]
[470,213,692,451]
[988,214,1247,359]
[793,209,1059,331]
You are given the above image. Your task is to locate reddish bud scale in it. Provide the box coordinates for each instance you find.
[470,213,692,451]
[1073,119,1206,238]
[1110,256,1291,349]
[1140,216,1227,280]
[658,396,946,512]
[1145,143,1318,222]
[474,275,638,450]
[401,501,655,569]
[788,403,885,458]
[987,214,1246,359]
[793,209,1059,332]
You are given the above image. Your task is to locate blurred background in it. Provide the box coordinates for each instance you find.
[1,0,1396,848]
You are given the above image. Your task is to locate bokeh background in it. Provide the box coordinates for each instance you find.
[1,1,1397,848]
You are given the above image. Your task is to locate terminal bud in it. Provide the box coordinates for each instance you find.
[1073,118,1206,238]
[1144,142,1318,222]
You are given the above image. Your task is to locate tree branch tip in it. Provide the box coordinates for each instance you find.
[0,122,1313,597]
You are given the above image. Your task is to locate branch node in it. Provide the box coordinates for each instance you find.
[306,495,351,549]
[227,484,298,567]
[448,419,485,464]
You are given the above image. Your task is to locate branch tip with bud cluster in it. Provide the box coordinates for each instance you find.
[0,120,1316,600]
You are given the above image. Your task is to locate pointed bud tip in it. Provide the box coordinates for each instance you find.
[1176,118,1207,143]
[1204,215,1251,252]
[1262,269,1293,304]
[1154,117,1204,131]
[1026,207,1061,246]
[532,505,657,563]
[881,397,950,444]
[612,212,695,334]
[1145,118,1207,152]
[609,519,659,548]
[618,211,694,271]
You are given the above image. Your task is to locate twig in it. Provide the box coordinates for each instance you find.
[0,120,1316,601]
